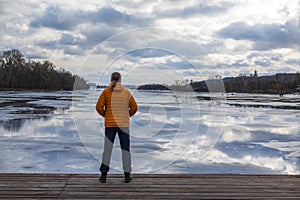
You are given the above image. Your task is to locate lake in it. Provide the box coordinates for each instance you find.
[0,89,299,174]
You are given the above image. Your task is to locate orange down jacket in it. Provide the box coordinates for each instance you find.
[96,83,138,128]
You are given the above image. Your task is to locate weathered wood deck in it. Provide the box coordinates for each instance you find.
[0,174,299,199]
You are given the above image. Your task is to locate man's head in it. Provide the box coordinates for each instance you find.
[111,72,121,82]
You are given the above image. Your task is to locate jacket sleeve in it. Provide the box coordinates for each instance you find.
[129,94,138,117]
[96,90,106,117]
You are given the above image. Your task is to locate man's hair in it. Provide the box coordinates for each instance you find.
[110,72,121,91]
[111,72,121,82]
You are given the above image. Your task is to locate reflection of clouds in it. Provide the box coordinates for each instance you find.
[174,96,300,174]
[1,90,299,174]
[221,125,251,142]
[0,139,98,173]
[270,126,299,135]
[240,155,297,174]
[1,117,69,138]
[0,119,27,132]
[0,92,71,132]
[181,147,298,174]
[200,114,225,127]
[254,141,300,159]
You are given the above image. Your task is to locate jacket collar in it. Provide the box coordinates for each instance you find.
[109,82,124,92]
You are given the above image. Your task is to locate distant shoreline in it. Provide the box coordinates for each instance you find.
[137,84,170,91]
[137,72,300,95]
[0,88,85,92]
[0,49,89,91]
[0,88,58,92]
[191,72,300,95]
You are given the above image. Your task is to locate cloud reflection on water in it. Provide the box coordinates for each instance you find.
[0,90,299,174]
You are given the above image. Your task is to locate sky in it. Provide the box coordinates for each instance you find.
[0,0,299,85]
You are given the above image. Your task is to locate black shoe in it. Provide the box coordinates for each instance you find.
[124,173,132,183]
[99,174,107,183]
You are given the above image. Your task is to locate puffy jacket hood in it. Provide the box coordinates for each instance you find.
[109,82,124,92]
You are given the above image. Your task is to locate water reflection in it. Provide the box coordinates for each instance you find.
[0,118,36,132]
[0,92,71,132]
[0,90,299,174]
[196,93,300,110]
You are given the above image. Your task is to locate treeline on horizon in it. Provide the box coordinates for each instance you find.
[191,72,300,94]
[0,49,89,91]
[138,71,300,94]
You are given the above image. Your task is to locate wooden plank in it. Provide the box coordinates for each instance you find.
[1,173,297,178]
[57,191,300,198]
[0,174,298,199]
[66,176,299,183]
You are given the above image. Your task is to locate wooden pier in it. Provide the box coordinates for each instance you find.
[0,174,299,199]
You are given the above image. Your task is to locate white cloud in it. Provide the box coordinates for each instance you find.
[218,18,300,50]
[0,0,299,83]
[155,0,235,18]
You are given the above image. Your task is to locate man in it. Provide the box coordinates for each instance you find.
[96,72,138,183]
